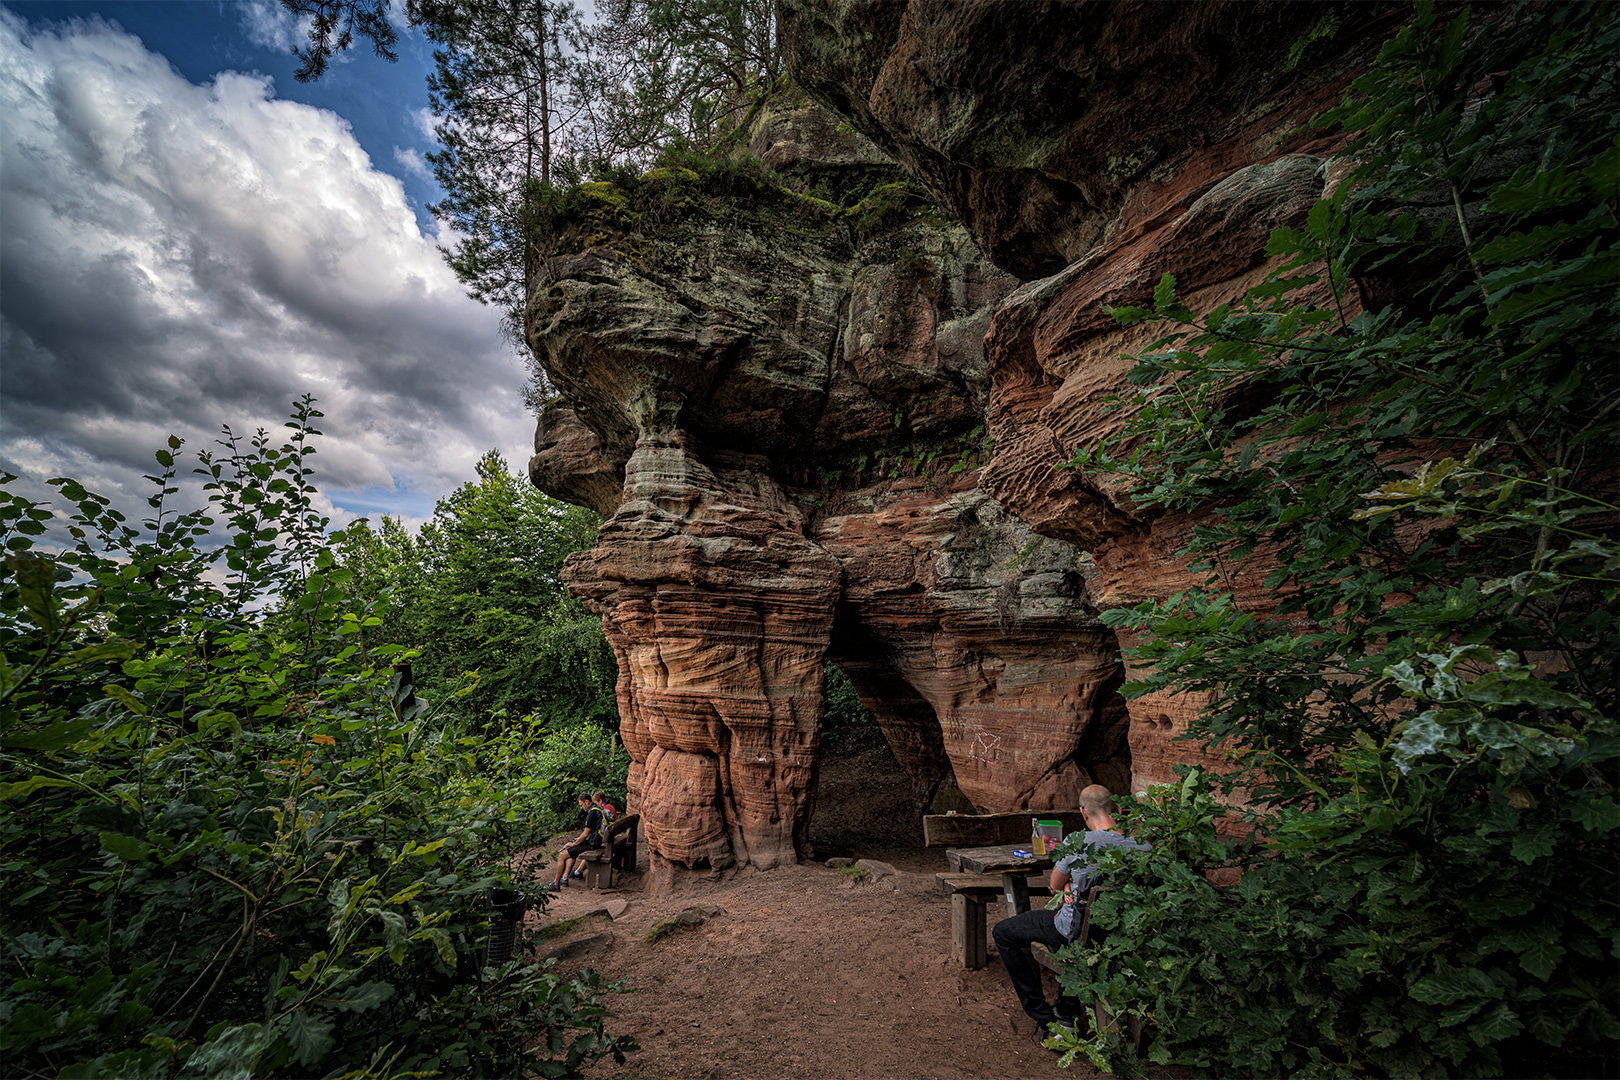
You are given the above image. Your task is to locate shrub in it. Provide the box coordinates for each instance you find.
[527,722,632,835]
[1049,3,1618,1076]
[0,401,637,1078]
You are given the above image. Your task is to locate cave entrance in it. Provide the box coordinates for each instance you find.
[806,663,942,872]
[1071,668,1133,797]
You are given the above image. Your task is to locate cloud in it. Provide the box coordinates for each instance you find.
[410,105,438,143]
[393,144,431,179]
[0,11,534,532]
[237,0,308,55]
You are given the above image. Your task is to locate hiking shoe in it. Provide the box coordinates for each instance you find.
[570,870,583,878]
[1037,1018,1076,1051]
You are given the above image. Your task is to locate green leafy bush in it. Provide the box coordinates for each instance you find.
[335,451,619,732]
[1047,3,1619,1076]
[820,663,878,752]
[526,722,632,836]
[0,400,636,1078]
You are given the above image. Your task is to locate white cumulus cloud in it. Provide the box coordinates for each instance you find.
[411,105,438,142]
[393,144,432,179]
[237,0,309,55]
[0,10,534,529]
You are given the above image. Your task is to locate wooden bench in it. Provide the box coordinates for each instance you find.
[1030,886,1144,1049]
[580,813,639,888]
[924,811,1087,849]
[936,872,1053,970]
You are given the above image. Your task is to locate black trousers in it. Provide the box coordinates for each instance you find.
[565,837,602,860]
[991,907,1081,1025]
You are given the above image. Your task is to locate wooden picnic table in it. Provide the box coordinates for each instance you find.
[938,845,1057,970]
[947,844,1056,919]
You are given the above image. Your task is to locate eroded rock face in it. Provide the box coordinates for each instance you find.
[529,96,1153,876]
[530,3,1410,877]
[779,0,1401,280]
[818,481,1131,811]
[775,1,1408,801]
[564,433,841,873]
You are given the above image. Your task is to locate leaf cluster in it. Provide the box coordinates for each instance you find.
[334,450,618,732]
[1051,2,1619,1074]
[1050,766,1617,1078]
[0,404,635,1078]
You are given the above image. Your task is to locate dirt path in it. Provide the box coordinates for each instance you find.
[524,733,1183,1080]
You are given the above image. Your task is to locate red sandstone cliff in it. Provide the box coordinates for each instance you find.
[527,2,1410,877]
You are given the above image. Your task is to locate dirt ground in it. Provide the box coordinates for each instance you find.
[522,731,1186,1080]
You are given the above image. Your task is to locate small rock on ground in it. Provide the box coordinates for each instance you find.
[855,859,897,882]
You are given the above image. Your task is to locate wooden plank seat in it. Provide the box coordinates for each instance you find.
[580,813,639,889]
[936,872,1053,971]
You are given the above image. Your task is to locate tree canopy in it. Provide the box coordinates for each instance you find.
[337,449,618,729]
[282,0,783,358]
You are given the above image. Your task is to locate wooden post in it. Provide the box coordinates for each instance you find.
[1002,873,1031,919]
[952,894,988,970]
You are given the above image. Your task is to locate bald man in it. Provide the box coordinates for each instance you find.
[992,785,1149,1046]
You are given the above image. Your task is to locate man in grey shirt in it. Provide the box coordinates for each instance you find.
[991,784,1149,1042]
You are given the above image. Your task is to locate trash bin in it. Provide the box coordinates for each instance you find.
[481,887,528,969]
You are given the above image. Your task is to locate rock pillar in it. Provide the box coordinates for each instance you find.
[564,430,841,874]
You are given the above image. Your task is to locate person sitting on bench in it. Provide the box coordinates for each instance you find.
[544,793,603,891]
[563,790,617,880]
[991,784,1149,1044]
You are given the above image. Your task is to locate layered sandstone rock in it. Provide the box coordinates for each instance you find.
[563,432,841,874]
[775,0,1409,794]
[818,481,1132,811]
[529,5,1413,877]
[780,0,1403,280]
[530,97,1144,876]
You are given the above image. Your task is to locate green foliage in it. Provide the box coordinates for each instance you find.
[526,722,631,835]
[280,0,783,368]
[820,663,876,752]
[574,0,781,167]
[283,0,402,82]
[336,450,618,731]
[420,0,588,324]
[1053,3,1618,1075]
[0,403,635,1078]
[1051,765,1617,1078]
[641,909,704,945]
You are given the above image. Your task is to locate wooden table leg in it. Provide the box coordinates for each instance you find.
[952,894,988,970]
[1002,872,1031,918]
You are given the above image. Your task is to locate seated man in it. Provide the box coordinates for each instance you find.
[565,790,618,880]
[544,793,604,891]
[991,784,1149,1045]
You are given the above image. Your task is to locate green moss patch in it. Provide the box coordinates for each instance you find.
[538,911,611,939]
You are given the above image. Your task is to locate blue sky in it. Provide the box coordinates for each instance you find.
[16,1,446,230]
[0,0,536,534]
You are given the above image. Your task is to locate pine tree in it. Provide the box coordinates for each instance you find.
[418,0,587,330]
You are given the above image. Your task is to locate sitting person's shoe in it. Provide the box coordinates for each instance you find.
[570,870,583,878]
[1036,1018,1076,1051]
